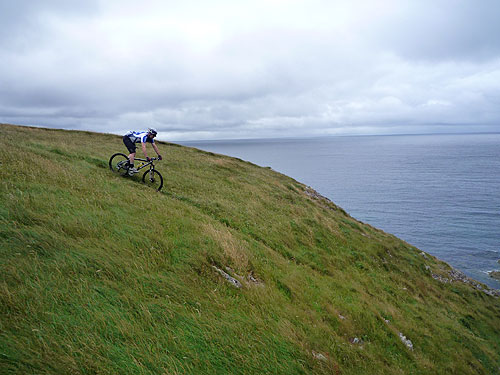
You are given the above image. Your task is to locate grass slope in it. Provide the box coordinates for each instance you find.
[1,123,499,375]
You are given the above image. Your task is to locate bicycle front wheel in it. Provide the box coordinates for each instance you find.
[142,169,163,191]
[109,153,129,175]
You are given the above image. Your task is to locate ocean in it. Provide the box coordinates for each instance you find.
[180,134,500,289]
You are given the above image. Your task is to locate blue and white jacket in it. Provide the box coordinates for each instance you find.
[125,131,155,144]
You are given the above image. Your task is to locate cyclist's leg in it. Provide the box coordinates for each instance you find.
[123,136,137,165]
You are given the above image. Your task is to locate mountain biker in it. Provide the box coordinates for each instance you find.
[123,128,162,175]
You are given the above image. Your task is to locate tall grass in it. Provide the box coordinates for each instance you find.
[1,124,499,374]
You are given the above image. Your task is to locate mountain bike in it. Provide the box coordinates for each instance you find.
[108,153,163,191]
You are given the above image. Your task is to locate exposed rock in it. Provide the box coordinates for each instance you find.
[312,351,327,361]
[420,252,429,260]
[350,337,363,345]
[304,186,330,201]
[431,268,500,297]
[399,333,413,351]
[212,266,242,288]
[212,267,265,289]
[304,186,346,214]
[489,270,500,281]
[225,266,245,281]
[431,273,450,283]
[450,269,467,282]
[247,272,265,287]
[448,269,500,296]
[338,314,346,320]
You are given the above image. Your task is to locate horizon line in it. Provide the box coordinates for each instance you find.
[176,130,500,143]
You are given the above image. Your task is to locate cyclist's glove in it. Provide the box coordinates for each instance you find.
[158,155,163,160]
[146,157,151,162]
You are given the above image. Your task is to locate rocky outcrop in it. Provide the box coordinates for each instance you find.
[304,186,347,215]
[399,333,414,351]
[212,266,265,288]
[212,266,242,288]
[489,270,500,281]
[431,268,500,297]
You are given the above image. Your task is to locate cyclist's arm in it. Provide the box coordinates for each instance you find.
[141,142,148,158]
[152,143,161,157]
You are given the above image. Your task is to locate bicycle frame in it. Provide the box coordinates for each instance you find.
[133,157,159,172]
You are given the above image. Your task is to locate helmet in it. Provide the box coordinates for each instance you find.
[148,128,158,136]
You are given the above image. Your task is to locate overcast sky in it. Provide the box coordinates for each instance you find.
[1,0,500,140]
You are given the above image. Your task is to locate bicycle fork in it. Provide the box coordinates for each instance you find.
[146,168,156,182]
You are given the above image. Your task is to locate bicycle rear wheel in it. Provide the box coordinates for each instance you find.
[142,169,163,191]
[109,153,130,176]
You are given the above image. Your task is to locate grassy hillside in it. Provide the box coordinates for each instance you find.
[1,123,499,375]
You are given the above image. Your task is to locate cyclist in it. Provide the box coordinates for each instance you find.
[123,128,162,175]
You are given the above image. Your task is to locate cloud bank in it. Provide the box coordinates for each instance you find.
[1,0,500,140]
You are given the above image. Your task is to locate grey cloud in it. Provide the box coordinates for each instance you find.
[1,0,500,140]
[372,0,500,62]
[0,1,99,49]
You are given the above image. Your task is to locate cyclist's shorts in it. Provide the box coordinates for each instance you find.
[123,136,136,153]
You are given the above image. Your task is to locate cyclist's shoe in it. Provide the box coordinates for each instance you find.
[128,167,138,176]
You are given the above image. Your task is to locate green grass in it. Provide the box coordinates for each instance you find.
[1,123,499,374]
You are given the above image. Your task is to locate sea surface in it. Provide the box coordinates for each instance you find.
[181,134,500,289]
